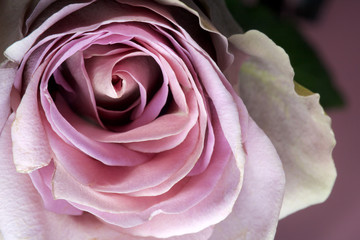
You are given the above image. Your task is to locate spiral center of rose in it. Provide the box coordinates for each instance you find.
[48,40,167,129]
[111,75,122,91]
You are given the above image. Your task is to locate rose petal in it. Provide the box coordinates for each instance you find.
[0,114,117,239]
[11,63,52,173]
[51,120,201,195]
[184,41,246,175]
[46,94,152,166]
[230,30,336,218]
[29,161,83,216]
[188,117,215,176]
[1,115,215,240]
[121,155,240,238]
[210,117,285,240]
[128,0,234,71]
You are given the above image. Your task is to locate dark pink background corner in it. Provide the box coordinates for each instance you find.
[275,0,360,239]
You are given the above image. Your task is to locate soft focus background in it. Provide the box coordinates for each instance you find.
[275,0,360,239]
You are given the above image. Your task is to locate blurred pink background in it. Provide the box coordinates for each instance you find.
[275,0,360,239]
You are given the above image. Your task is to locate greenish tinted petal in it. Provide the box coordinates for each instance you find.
[230,30,336,218]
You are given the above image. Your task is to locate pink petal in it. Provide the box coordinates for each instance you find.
[51,120,201,195]
[11,63,51,173]
[185,41,246,172]
[1,115,213,239]
[210,117,285,240]
[0,114,121,239]
[29,161,83,216]
[46,94,152,166]
[121,155,240,238]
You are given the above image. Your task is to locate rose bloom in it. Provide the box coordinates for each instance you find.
[0,0,336,239]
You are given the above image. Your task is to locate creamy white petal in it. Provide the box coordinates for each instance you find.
[230,30,336,218]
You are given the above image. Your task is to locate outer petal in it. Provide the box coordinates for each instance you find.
[11,63,51,173]
[230,30,336,218]
[0,115,213,240]
[210,117,285,240]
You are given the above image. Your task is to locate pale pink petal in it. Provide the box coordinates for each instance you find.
[121,155,240,238]
[127,106,231,215]
[46,94,152,166]
[230,30,336,218]
[129,104,206,197]
[151,19,248,173]
[0,114,122,239]
[83,43,134,58]
[210,117,285,240]
[53,162,164,228]
[52,121,201,194]
[29,162,83,216]
[184,42,246,174]
[50,126,213,227]
[188,117,215,176]
[11,63,51,173]
[1,114,214,240]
